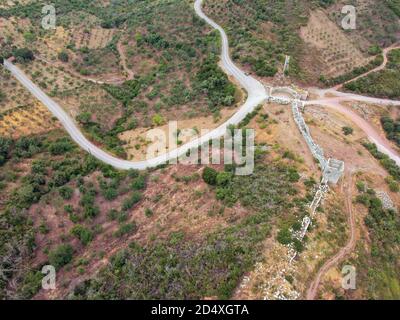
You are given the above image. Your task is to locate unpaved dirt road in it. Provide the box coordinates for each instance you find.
[117,40,135,81]
[333,44,400,90]
[306,172,356,300]
[308,100,400,166]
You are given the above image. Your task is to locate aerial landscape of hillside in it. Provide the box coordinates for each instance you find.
[0,0,399,306]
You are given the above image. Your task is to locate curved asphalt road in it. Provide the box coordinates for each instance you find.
[3,0,267,170]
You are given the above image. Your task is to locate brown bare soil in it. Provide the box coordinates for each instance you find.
[32,164,250,299]
[119,108,239,161]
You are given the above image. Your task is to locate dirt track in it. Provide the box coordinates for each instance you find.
[333,44,400,90]
[117,40,135,81]
[306,172,356,300]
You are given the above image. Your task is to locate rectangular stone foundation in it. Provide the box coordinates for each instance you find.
[323,158,345,184]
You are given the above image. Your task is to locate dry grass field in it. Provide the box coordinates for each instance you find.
[0,103,59,138]
[0,67,35,112]
[300,10,372,78]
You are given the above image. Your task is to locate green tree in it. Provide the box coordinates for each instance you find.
[71,225,93,245]
[342,126,354,135]
[48,244,74,269]
[58,51,69,62]
[59,186,73,200]
[202,167,218,185]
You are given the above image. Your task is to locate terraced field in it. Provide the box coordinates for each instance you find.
[0,103,59,138]
[300,10,371,79]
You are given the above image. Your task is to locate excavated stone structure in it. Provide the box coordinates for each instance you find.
[267,86,345,266]
[322,158,345,184]
[291,100,345,184]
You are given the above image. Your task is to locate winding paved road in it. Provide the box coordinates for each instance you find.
[3,0,400,302]
[4,0,400,171]
[3,0,267,170]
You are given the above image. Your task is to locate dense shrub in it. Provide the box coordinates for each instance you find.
[342,126,354,136]
[363,142,400,181]
[122,192,142,210]
[356,186,400,298]
[71,225,93,245]
[216,172,233,186]
[13,47,34,62]
[0,89,5,103]
[131,175,146,190]
[48,244,74,269]
[380,116,400,148]
[195,56,236,109]
[277,227,292,245]
[0,137,12,166]
[59,186,73,200]
[114,222,137,237]
[343,50,400,98]
[202,167,218,185]
[49,138,74,155]
[58,51,69,62]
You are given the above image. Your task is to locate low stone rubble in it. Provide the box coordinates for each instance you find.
[376,190,397,211]
[258,86,346,299]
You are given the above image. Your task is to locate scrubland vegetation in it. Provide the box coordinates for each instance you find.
[204,0,400,84]
[0,126,310,300]
[0,131,148,299]
[355,186,400,299]
[1,0,400,301]
[344,49,400,99]
[0,0,239,140]
[363,142,400,181]
[381,115,400,148]
[204,0,316,80]
[70,159,307,299]
[0,0,242,165]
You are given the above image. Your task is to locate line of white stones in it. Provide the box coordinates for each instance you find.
[267,90,338,268]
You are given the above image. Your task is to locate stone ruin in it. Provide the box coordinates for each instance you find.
[291,100,345,185]
[292,100,327,169]
[266,85,345,268]
[322,158,345,185]
[376,191,397,212]
[242,85,346,299]
[267,85,345,186]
